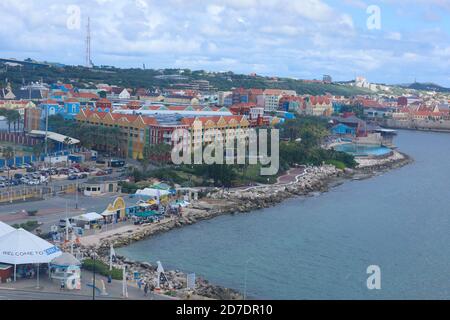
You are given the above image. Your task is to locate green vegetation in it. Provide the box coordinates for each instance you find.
[2,64,370,96]
[12,220,39,232]
[48,114,121,153]
[82,259,123,280]
[0,109,22,133]
[278,116,357,169]
[325,160,347,170]
[337,103,365,119]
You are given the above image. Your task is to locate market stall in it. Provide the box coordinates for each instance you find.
[50,252,81,290]
[72,212,104,229]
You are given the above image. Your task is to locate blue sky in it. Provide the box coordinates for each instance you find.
[1,0,450,85]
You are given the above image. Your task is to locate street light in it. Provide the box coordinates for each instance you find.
[244,257,254,300]
[92,252,97,301]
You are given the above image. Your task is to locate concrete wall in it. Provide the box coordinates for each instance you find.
[383,119,450,132]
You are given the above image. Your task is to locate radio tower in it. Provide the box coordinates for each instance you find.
[85,17,93,68]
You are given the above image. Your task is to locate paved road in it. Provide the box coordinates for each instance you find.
[0,192,136,232]
[0,270,171,300]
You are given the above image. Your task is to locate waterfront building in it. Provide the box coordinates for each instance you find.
[218,91,233,106]
[0,100,36,117]
[303,96,333,116]
[260,89,297,112]
[76,110,190,159]
[115,105,233,117]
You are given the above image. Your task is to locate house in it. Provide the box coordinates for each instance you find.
[0,87,16,100]
[331,123,356,136]
[64,99,81,118]
[40,100,64,117]
[331,115,367,137]
[433,103,450,114]
[119,89,131,100]
[261,89,297,112]
[304,96,333,116]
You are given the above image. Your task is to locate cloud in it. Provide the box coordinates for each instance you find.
[0,0,449,85]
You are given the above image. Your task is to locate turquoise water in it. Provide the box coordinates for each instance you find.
[334,143,392,156]
[118,130,450,299]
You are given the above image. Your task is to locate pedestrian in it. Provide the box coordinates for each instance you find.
[138,278,142,290]
[144,283,149,297]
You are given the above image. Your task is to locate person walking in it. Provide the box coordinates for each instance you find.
[144,282,149,297]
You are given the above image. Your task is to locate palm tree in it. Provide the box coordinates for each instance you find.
[3,146,14,180]
[64,137,73,152]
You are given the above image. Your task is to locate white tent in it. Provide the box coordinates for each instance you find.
[135,188,170,198]
[101,210,116,217]
[73,212,104,222]
[51,252,81,267]
[0,228,62,282]
[0,221,15,237]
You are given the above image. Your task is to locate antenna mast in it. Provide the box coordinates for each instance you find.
[85,17,92,68]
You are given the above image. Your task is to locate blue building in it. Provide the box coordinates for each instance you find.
[64,99,81,119]
[331,123,356,136]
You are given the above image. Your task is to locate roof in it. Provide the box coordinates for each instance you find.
[73,92,99,100]
[29,130,80,144]
[0,228,62,264]
[73,212,103,222]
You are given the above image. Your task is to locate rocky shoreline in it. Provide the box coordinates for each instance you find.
[79,151,413,300]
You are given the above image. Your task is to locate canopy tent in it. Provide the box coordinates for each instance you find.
[29,130,80,145]
[50,252,81,267]
[73,212,104,222]
[135,188,170,198]
[0,228,62,282]
[101,209,116,217]
[0,221,15,237]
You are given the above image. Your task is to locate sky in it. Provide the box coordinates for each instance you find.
[1,0,450,86]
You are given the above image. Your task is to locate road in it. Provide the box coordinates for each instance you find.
[0,270,172,300]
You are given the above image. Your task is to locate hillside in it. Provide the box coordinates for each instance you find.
[401,82,450,93]
[0,62,371,97]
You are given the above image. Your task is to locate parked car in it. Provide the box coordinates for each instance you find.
[59,218,75,228]
[68,175,78,181]
[96,171,107,176]
[0,182,6,188]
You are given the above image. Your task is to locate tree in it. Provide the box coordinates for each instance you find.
[3,146,14,179]
[140,144,152,173]
[32,142,45,159]
[64,137,73,151]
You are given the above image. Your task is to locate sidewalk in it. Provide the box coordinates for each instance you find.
[0,270,170,300]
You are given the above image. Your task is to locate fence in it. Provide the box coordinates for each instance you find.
[0,183,77,204]
[0,132,39,146]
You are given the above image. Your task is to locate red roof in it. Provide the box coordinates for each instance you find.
[64,98,80,103]
[42,99,59,105]
[309,96,331,105]
[73,92,99,100]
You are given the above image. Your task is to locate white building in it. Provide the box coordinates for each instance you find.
[119,89,131,100]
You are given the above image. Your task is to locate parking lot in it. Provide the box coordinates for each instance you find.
[0,162,122,190]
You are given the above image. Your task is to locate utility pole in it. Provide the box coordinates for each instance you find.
[92,252,96,301]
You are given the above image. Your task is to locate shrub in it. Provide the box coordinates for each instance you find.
[27,210,38,216]
[82,259,123,280]
[13,220,39,232]
[325,160,346,170]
